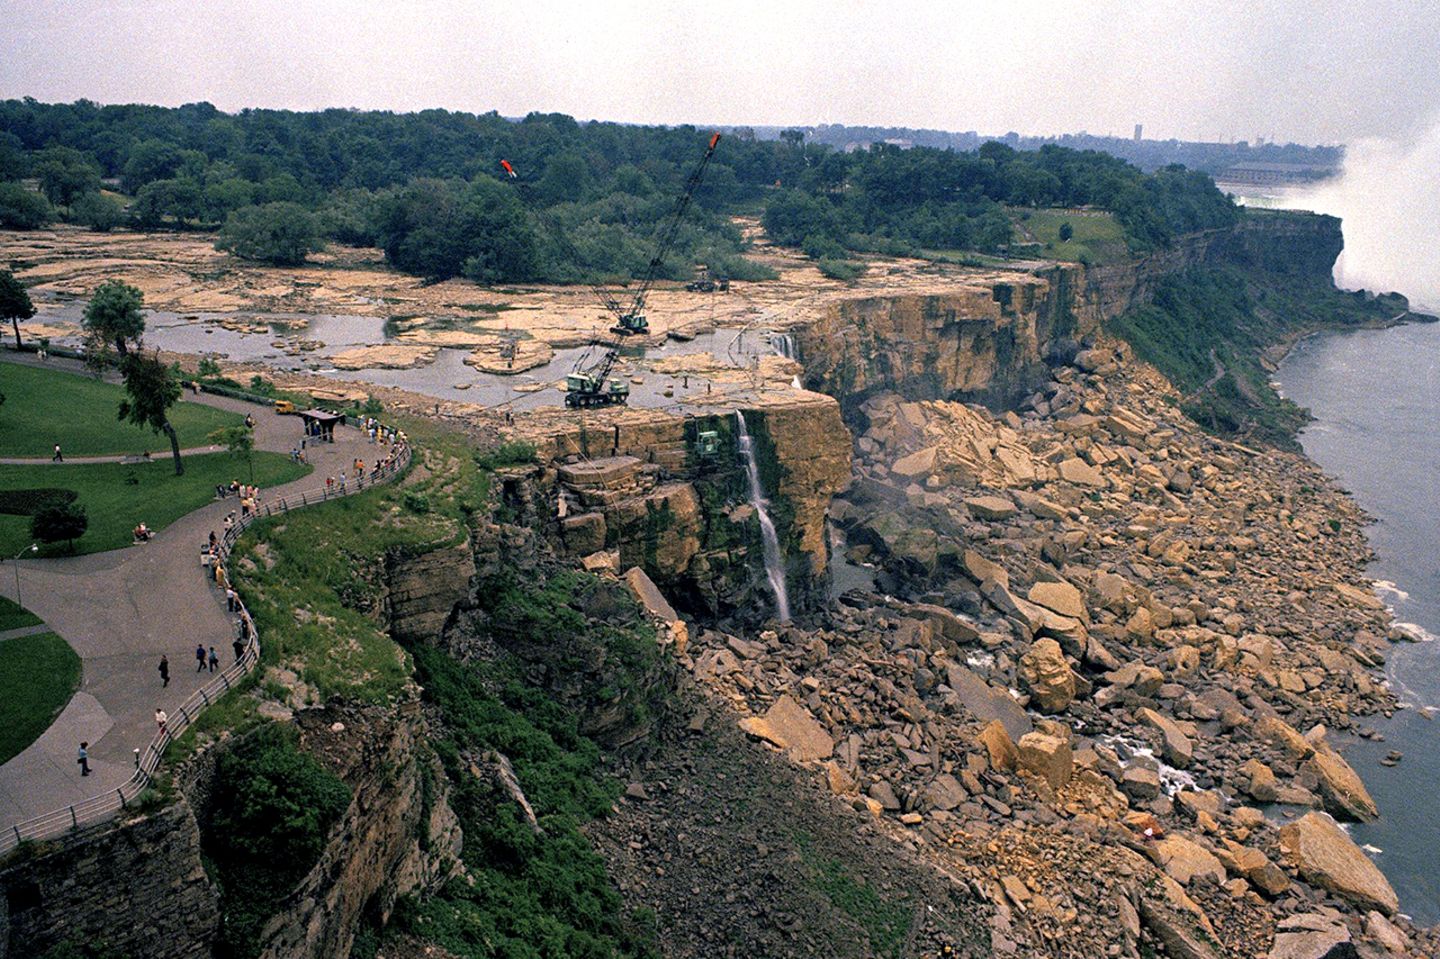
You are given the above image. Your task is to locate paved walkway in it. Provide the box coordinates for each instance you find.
[0,624,52,642]
[0,445,226,465]
[0,355,381,829]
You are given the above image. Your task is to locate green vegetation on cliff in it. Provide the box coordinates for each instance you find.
[1109,264,1413,446]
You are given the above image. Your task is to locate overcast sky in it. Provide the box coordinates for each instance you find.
[2,0,1438,145]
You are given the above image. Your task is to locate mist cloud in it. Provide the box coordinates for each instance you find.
[1292,122,1440,310]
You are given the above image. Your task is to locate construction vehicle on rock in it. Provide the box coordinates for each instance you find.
[503,132,723,409]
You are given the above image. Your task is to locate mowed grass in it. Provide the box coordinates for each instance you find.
[0,595,42,632]
[1009,206,1129,264]
[0,632,81,763]
[0,362,241,458]
[0,452,311,557]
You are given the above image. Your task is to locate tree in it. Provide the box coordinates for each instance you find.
[32,147,101,208]
[208,424,255,481]
[0,182,51,229]
[216,202,324,266]
[0,269,35,350]
[83,280,145,359]
[119,351,185,475]
[70,191,124,231]
[1058,221,1074,242]
[32,502,88,552]
[132,177,203,227]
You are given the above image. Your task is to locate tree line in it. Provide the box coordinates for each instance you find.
[0,98,1240,282]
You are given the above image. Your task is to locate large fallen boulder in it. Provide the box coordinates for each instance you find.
[739,695,834,762]
[1278,812,1398,915]
[1304,745,1379,822]
[1018,638,1076,713]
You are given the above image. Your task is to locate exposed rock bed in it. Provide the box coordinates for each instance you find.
[667,340,1433,957]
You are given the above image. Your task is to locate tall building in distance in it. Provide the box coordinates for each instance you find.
[1134,123,1143,141]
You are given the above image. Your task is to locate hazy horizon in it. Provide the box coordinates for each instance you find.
[4,1,1439,147]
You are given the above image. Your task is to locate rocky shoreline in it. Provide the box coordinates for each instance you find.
[663,338,1431,957]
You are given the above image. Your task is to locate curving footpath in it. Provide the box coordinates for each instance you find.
[0,366,411,851]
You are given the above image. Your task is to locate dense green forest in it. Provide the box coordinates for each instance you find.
[0,98,1239,283]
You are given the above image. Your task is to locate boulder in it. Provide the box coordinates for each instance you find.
[962,549,1008,587]
[1137,874,1222,959]
[1027,580,1086,620]
[1304,746,1379,822]
[1278,812,1399,915]
[891,445,939,478]
[1225,843,1290,897]
[945,664,1033,742]
[623,566,680,623]
[978,720,1018,772]
[965,495,1019,521]
[1155,835,1225,885]
[1239,758,1280,804]
[1122,764,1162,801]
[923,774,968,811]
[1138,707,1195,768]
[1057,457,1106,488]
[1105,661,1165,697]
[1018,639,1076,713]
[738,695,834,762]
[562,512,608,554]
[1017,731,1072,790]
[1267,913,1352,959]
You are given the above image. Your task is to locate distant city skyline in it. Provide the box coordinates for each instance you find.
[3,0,1438,147]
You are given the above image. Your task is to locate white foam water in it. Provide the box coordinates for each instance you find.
[734,410,791,622]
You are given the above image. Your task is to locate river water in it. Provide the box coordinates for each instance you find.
[1275,320,1440,924]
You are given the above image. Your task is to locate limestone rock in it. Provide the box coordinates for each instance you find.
[923,773,968,811]
[1138,707,1195,768]
[1057,457,1106,488]
[623,566,680,623]
[1155,835,1225,885]
[945,664,1033,742]
[1027,580,1086,620]
[1105,661,1164,697]
[1304,745,1379,822]
[965,494,1018,521]
[891,445,938,478]
[978,719,1018,772]
[738,695,834,762]
[1278,812,1399,915]
[1137,874,1222,959]
[1268,913,1352,959]
[1239,758,1280,803]
[1017,731,1072,790]
[1017,638,1076,713]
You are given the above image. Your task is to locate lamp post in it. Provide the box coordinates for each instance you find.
[11,543,37,608]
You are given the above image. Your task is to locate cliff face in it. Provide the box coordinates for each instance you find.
[794,211,1345,414]
[254,700,462,959]
[0,804,218,959]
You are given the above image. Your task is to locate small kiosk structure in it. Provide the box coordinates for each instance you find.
[299,409,344,443]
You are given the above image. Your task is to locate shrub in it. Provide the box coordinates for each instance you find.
[0,182,52,229]
[71,192,124,232]
[205,723,351,958]
[0,488,78,516]
[475,440,538,470]
[817,258,867,282]
[31,502,88,548]
[402,492,431,514]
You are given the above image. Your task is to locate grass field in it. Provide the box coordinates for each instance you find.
[0,362,242,458]
[1009,207,1130,264]
[0,595,42,631]
[0,632,81,764]
[0,452,311,556]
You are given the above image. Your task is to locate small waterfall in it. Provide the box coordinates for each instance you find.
[771,332,796,360]
[734,410,791,622]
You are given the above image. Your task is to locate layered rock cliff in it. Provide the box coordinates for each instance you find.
[793,211,1346,416]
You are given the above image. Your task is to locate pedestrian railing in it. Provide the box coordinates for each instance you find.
[0,442,413,855]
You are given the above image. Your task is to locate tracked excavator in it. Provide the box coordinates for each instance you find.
[502,132,722,409]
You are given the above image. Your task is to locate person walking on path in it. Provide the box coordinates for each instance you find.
[232,637,245,662]
[195,643,206,672]
[52,443,62,462]
[158,654,170,687]
[77,742,90,776]
[225,587,238,611]
[155,709,168,735]
[208,646,219,672]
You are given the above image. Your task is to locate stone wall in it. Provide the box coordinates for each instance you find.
[0,804,218,959]
[386,537,475,644]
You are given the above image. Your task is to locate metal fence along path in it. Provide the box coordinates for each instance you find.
[0,443,412,855]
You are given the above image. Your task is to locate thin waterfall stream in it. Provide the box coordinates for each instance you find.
[734,410,792,622]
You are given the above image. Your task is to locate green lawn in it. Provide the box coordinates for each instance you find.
[0,632,81,763]
[1009,207,1130,264]
[0,363,242,458]
[0,595,42,632]
[0,452,312,557]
